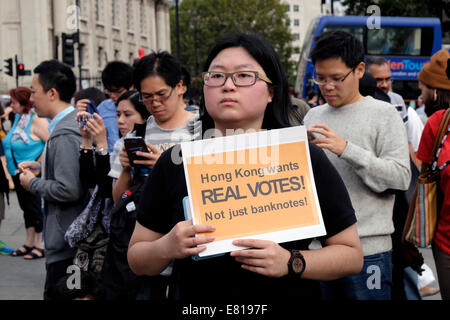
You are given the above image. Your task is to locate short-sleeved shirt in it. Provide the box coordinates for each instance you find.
[137,142,357,300]
[97,99,120,152]
[416,109,450,254]
[108,112,200,179]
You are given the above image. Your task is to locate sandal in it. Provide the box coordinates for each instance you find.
[24,247,45,260]
[11,245,34,257]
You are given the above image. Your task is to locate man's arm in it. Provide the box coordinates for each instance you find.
[29,134,84,203]
[308,108,411,193]
[339,109,411,192]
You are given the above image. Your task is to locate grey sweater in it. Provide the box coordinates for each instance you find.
[29,109,90,264]
[304,96,411,256]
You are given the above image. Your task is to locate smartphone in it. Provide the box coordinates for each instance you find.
[86,100,98,114]
[124,137,150,166]
[77,114,94,129]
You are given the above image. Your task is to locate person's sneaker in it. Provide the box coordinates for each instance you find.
[420,285,440,297]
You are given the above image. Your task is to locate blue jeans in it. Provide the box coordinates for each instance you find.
[320,251,393,300]
[404,267,421,300]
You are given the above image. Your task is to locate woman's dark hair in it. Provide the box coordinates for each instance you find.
[9,87,33,113]
[74,87,107,107]
[133,51,182,92]
[200,32,291,133]
[101,61,134,92]
[310,30,364,69]
[33,60,76,103]
[116,90,150,121]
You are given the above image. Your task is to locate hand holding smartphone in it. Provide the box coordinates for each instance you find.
[124,137,150,166]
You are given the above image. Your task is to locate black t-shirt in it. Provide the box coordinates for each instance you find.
[137,143,356,301]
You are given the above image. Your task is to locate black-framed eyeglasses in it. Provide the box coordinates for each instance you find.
[202,71,272,87]
[139,87,175,105]
[313,68,355,87]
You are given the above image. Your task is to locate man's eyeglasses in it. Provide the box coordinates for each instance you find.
[140,87,174,105]
[202,71,272,87]
[313,68,355,87]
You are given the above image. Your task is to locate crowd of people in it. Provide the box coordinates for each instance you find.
[0,30,448,301]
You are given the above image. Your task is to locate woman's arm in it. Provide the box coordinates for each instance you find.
[127,220,216,276]
[31,116,50,142]
[0,155,14,189]
[230,224,363,280]
[112,148,132,203]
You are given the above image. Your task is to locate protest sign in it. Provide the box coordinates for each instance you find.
[181,126,325,257]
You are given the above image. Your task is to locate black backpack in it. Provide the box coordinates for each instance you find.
[101,175,147,300]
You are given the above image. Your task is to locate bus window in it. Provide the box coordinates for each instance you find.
[322,26,364,44]
[367,27,434,56]
[392,80,420,102]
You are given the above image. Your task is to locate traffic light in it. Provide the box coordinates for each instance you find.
[15,61,31,77]
[62,33,75,67]
[17,63,25,76]
[4,58,13,77]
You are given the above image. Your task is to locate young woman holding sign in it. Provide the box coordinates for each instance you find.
[127,33,363,300]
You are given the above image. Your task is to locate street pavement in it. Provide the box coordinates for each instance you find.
[0,191,45,300]
[0,191,442,300]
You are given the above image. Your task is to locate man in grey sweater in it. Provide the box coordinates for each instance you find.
[19,60,89,300]
[303,31,410,300]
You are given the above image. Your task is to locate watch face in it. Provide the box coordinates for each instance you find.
[292,257,304,273]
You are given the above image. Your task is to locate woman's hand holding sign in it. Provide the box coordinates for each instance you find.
[166,220,216,259]
[231,239,291,278]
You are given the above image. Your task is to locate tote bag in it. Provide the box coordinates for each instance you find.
[403,108,450,248]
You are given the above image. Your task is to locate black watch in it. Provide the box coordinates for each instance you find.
[288,249,306,278]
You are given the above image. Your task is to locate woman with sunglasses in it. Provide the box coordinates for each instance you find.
[127,33,363,300]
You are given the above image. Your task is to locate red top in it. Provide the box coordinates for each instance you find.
[417,109,450,254]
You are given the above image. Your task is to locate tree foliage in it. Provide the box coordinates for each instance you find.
[170,0,296,87]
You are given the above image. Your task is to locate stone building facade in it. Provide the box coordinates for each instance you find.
[0,0,171,93]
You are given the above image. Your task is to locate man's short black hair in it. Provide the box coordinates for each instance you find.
[33,60,76,103]
[365,56,389,69]
[101,61,134,91]
[181,66,191,91]
[74,87,107,107]
[311,30,365,69]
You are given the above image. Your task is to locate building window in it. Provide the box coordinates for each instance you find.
[286,5,290,11]
[95,0,104,21]
[293,5,299,12]
[112,0,118,27]
[114,49,120,60]
[98,47,103,68]
[294,33,300,40]
[80,0,88,19]
[127,0,133,31]
[140,0,146,35]
[294,19,300,26]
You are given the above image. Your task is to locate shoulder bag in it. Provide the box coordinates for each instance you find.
[403,108,450,247]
